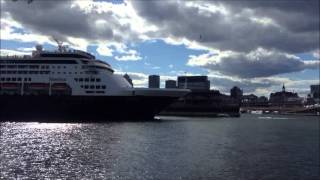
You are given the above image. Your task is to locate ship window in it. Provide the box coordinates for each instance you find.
[0,65,5,68]
[64,66,66,69]
[96,85,100,89]
[58,72,60,74]
[90,78,95,82]
[29,78,31,81]
[75,78,78,82]
[12,78,16,81]
[24,78,28,81]
[84,85,88,89]
[30,71,38,74]
[52,66,55,69]
[86,91,94,94]
[57,66,60,69]
[18,65,28,68]
[1,78,4,81]
[17,78,21,81]
[80,85,84,88]
[79,78,83,82]
[101,85,106,89]
[85,78,89,82]
[96,78,101,82]
[8,65,17,69]
[6,78,10,81]
[63,72,66,74]
[90,85,94,89]
[30,65,39,69]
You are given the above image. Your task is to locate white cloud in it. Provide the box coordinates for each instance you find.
[96,44,113,57]
[188,48,320,78]
[115,49,142,61]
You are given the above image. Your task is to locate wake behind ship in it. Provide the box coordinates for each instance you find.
[0,44,189,121]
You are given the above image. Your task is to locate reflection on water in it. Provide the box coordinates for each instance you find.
[0,114,319,179]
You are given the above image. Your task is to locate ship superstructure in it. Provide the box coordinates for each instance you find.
[0,44,135,96]
[0,44,189,121]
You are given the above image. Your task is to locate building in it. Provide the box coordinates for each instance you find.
[241,94,258,106]
[230,86,243,100]
[269,84,302,107]
[123,73,133,87]
[310,84,320,99]
[165,80,177,88]
[148,75,160,88]
[177,76,210,91]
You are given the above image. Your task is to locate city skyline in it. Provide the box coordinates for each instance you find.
[0,0,319,96]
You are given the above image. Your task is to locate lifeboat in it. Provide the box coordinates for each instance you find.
[0,83,21,90]
[29,83,50,90]
[51,83,70,90]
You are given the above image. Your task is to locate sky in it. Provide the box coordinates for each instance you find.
[0,0,319,97]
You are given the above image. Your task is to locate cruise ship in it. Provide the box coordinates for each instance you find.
[0,44,190,121]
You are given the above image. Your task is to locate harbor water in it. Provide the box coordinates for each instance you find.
[0,114,319,179]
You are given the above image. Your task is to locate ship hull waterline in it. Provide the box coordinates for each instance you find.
[0,95,178,122]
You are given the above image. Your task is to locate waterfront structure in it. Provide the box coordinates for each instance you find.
[165,80,177,89]
[230,86,243,100]
[0,44,189,121]
[177,76,210,92]
[269,84,302,107]
[160,89,240,117]
[148,75,160,88]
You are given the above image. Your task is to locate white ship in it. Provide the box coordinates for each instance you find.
[0,44,189,121]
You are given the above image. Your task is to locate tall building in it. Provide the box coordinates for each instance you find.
[310,84,320,99]
[177,76,210,91]
[165,80,177,88]
[230,86,243,100]
[148,75,160,88]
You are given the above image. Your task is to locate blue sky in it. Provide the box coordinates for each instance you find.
[0,0,319,96]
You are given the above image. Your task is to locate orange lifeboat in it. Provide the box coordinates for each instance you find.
[1,83,20,90]
[29,83,49,90]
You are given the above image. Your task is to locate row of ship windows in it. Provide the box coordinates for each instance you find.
[0,77,32,82]
[81,85,106,89]
[0,71,50,74]
[75,78,101,82]
[0,65,75,69]
[0,71,88,75]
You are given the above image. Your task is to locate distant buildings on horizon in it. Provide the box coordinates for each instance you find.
[145,74,319,106]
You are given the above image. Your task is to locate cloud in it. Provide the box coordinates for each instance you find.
[96,44,113,57]
[188,48,320,78]
[114,49,142,61]
[132,0,319,54]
